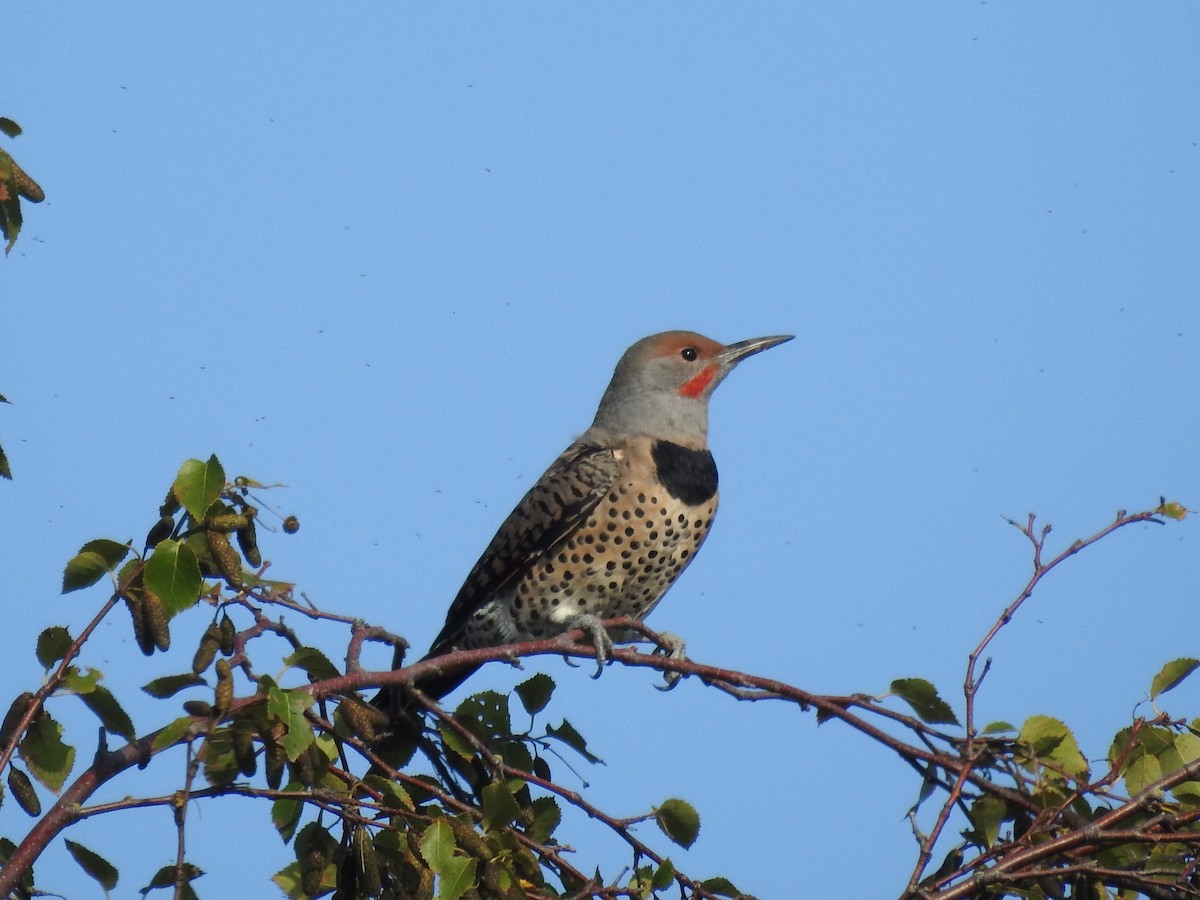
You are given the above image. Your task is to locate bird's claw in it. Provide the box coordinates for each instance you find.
[561,613,614,679]
[652,631,687,691]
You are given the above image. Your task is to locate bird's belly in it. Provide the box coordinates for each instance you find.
[511,483,719,638]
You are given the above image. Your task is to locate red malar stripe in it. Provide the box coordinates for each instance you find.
[679,365,716,398]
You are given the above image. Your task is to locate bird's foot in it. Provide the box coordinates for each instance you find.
[560,613,614,678]
[652,631,687,691]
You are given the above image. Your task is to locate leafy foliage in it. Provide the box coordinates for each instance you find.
[655,798,701,850]
[64,839,119,892]
[0,393,8,489]
[0,117,43,255]
[0,456,1194,899]
[0,392,8,481]
[889,678,959,726]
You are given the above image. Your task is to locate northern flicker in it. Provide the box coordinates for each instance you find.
[393,330,792,703]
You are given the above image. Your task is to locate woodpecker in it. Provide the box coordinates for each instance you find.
[391,330,791,702]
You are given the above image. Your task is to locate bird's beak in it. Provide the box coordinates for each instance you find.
[721,334,794,367]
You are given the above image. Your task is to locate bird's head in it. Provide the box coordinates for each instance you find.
[588,331,793,443]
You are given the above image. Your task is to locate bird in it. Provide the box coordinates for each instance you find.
[383,330,792,707]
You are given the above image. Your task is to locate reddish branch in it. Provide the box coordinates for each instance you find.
[0,504,1189,900]
[0,562,145,776]
[906,507,1171,896]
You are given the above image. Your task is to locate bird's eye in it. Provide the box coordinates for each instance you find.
[680,347,698,362]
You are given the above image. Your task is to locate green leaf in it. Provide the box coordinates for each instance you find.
[267,686,315,761]
[0,119,20,138]
[140,863,203,895]
[1175,732,1200,765]
[1109,726,1136,766]
[1132,729,1200,805]
[64,839,118,892]
[1173,779,1200,804]
[62,539,134,593]
[527,796,561,843]
[282,647,340,681]
[455,691,511,742]
[144,540,202,616]
[62,551,111,593]
[438,720,476,760]
[272,785,304,843]
[481,781,521,831]
[419,819,456,873]
[416,821,479,899]
[36,626,73,668]
[365,774,414,811]
[272,830,333,900]
[439,855,476,900]
[0,442,10,480]
[152,716,194,753]
[545,719,602,764]
[700,877,746,898]
[143,673,206,698]
[79,685,136,742]
[890,678,960,725]
[1020,715,1088,777]
[1156,735,1191,774]
[116,558,142,591]
[651,858,675,891]
[1151,658,1200,701]
[983,721,1016,734]
[912,772,937,812]
[655,798,700,850]
[174,456,226,521]
[514,673,555,716]
[500,740,535,775]
[1156,500,1189,520]
[269,862,303,899]
[142,864,176,891]
[61,667,100,694]
[81,538,133,569]
[628,865,652,892]
[1124,753,1163,796]
[201,728,239,787]
[967,794,1007,848]
[20,713,75,791]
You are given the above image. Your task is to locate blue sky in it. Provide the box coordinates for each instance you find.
[3,4,1199,897]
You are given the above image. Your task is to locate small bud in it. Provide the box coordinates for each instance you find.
[207,513,250,533]
[8,767,40,816]
[183,700,214,718]
[264,734,285,790]
[214,659,234,714]
[192,624,221,674]
[207,531,242,586]
[145,515,175,550]
[292,744,316,786]
[123,591,155,656]
[0,692,37,747]
[218,614,236,655]
[235,517,261,568]
[12,162,44,203]
[232,717,257,776]
[354,825,381,898]
[340,696,389,743]
[142,590,171,652]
